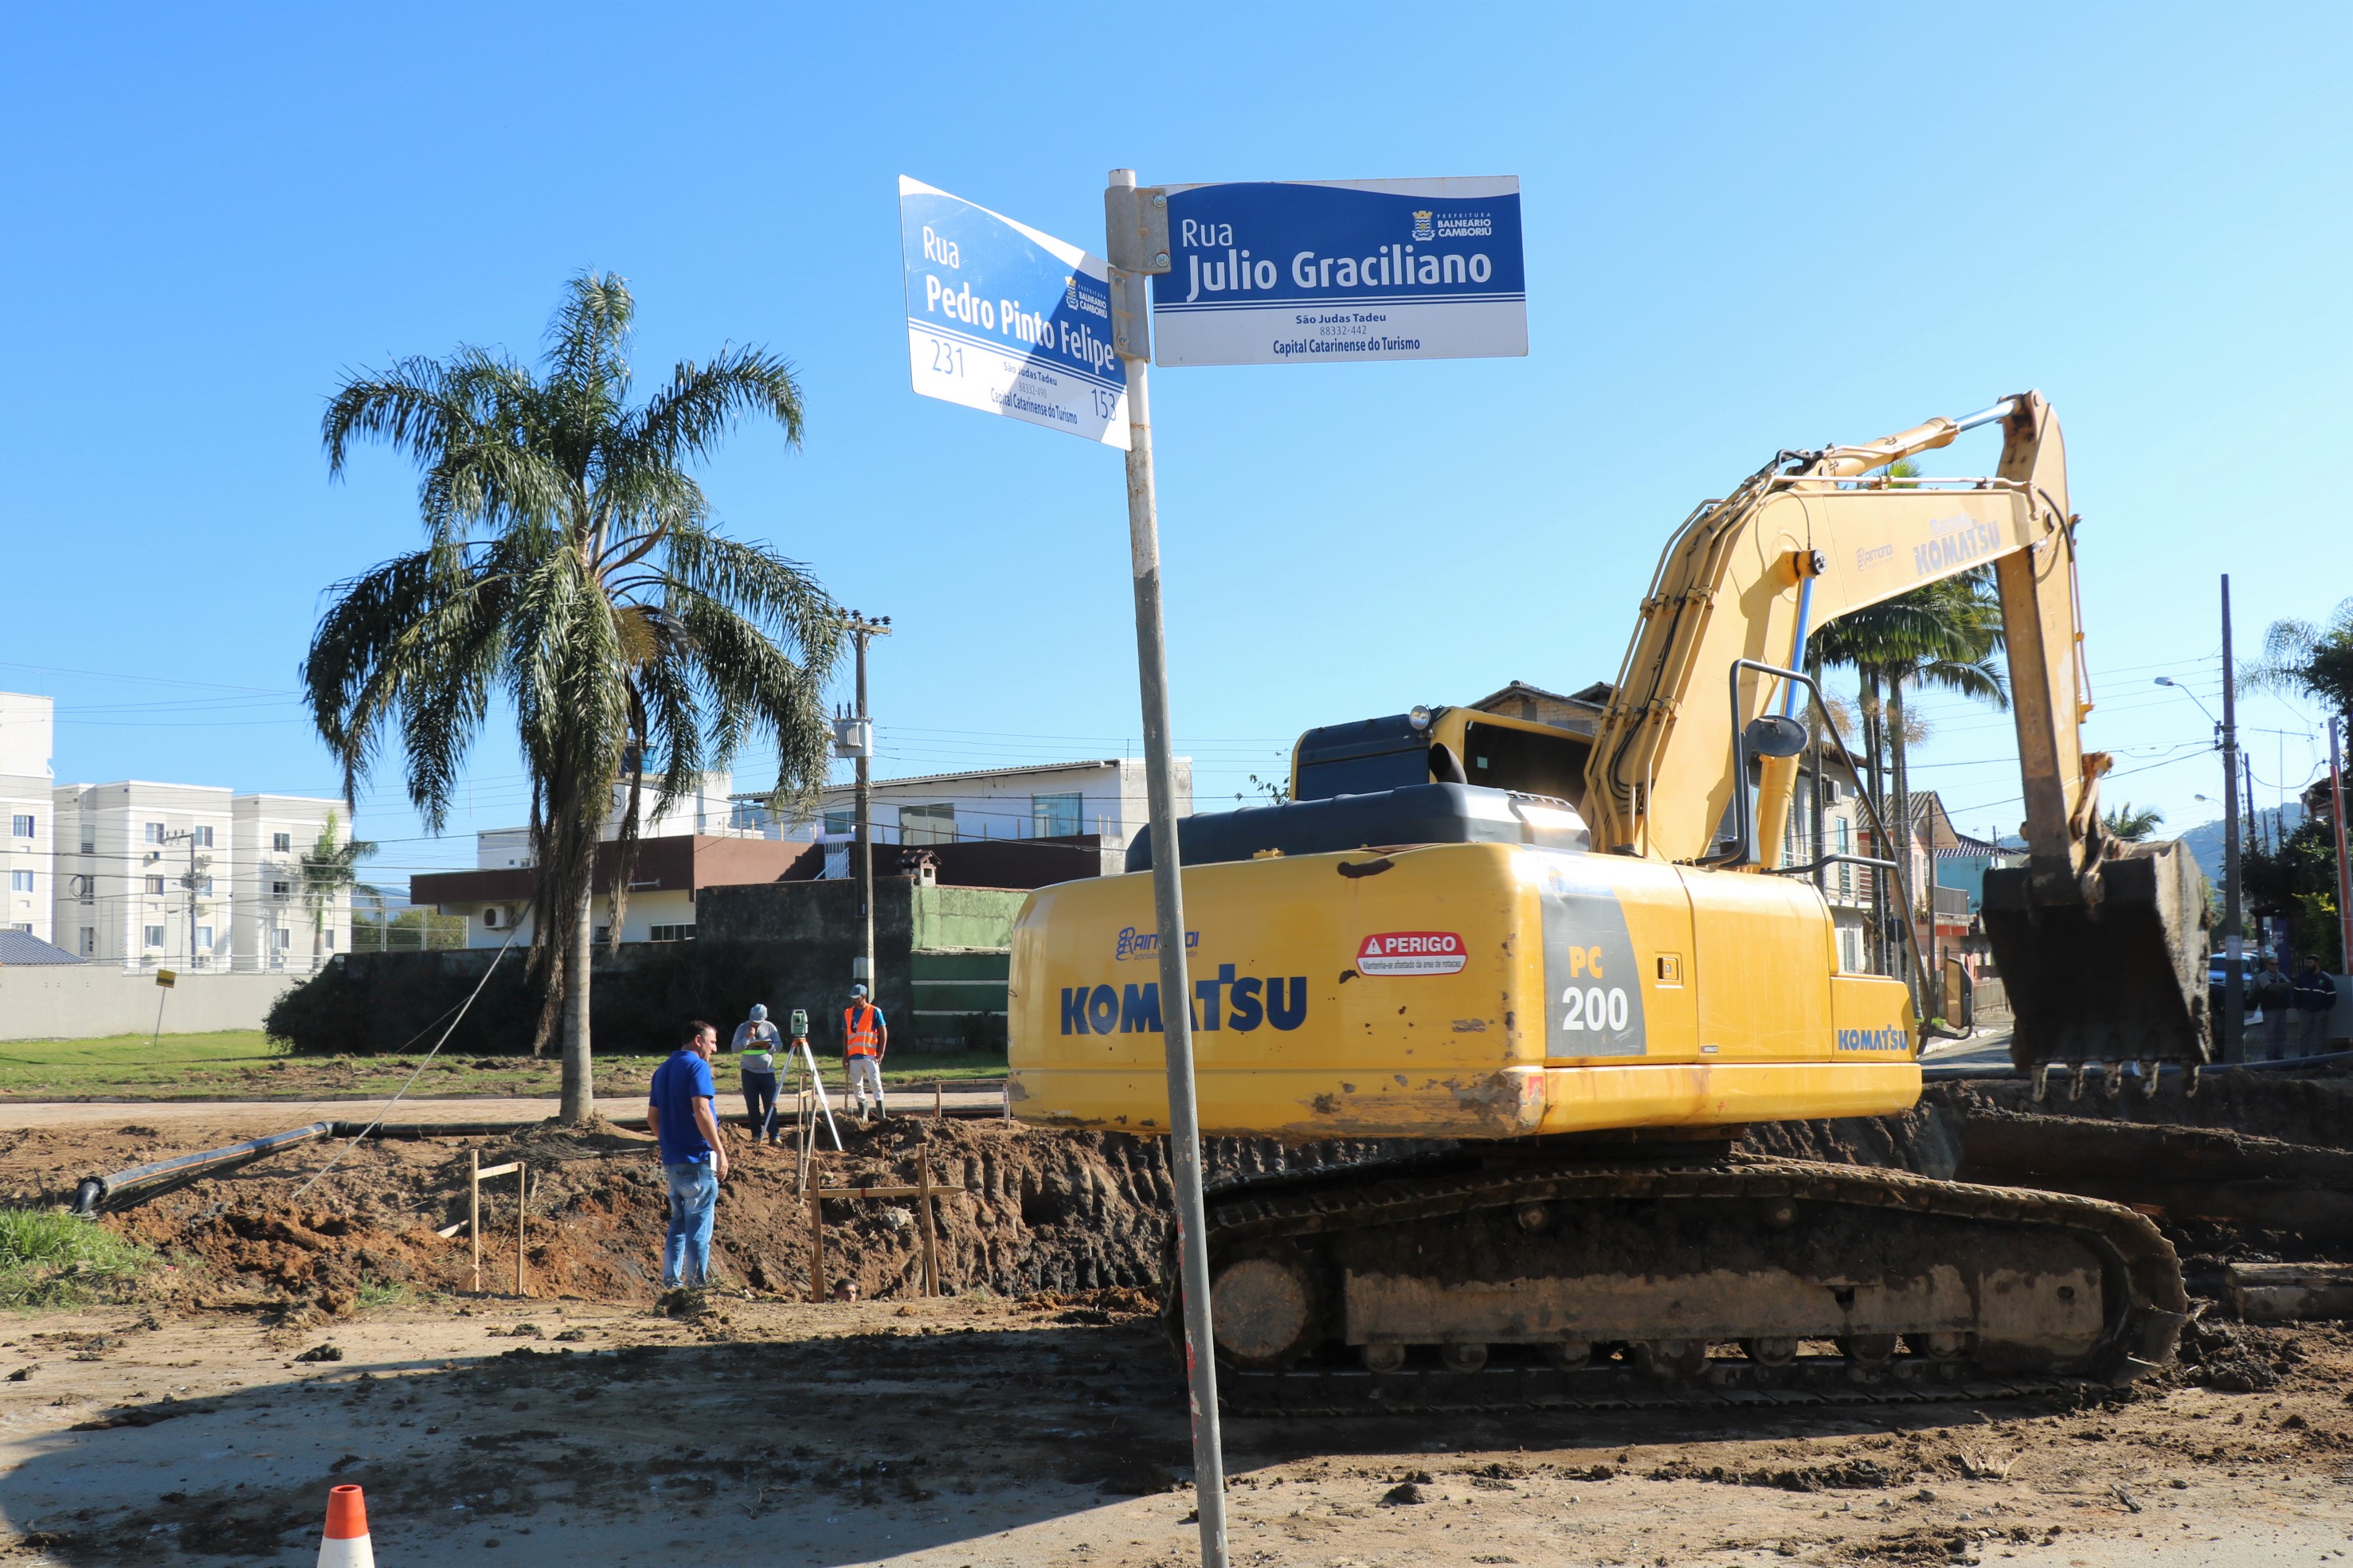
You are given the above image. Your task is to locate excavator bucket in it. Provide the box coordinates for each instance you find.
[1982,839,2213,1069]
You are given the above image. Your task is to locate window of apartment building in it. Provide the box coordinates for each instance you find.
[69,875,92,905]
[196,926,213,952]
[7,924,27,936]
[275,929,292,950]
[78,929,94,956]
[196,877,214,897]
[8,871,30,893]
[1031,792,1082,839]
[272,831,292,852]
[145,875,166,895]
[822,808,853,838]
[899,802,955,845]
[9,815,31,839]
[145,822,165,844]
[143,925,165,949]
[77,825,94,854]
[1838,927,1863,974]
[648,924,695,943]
[323,929,334,949]
[271,881,289,897]
[194,825,214,848]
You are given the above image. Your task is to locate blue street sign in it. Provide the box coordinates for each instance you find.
[1149,178,1526,368]
[897,177,1130,447]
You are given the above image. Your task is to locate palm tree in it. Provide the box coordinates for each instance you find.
[306,272,841,1123]
[299,809,378,965]
[2242,596,2353,723]
[2100,802,2165,843]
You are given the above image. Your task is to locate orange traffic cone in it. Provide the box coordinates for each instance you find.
[316,1484,374,1567]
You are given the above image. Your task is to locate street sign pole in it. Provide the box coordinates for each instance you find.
[1106,166,1227,1568]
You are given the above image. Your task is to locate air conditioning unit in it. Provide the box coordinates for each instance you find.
[483,906,507,929]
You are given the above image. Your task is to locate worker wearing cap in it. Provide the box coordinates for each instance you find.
[2292,955,2340,1058]
[842,983,889,1121]
[731,1003,785,1144]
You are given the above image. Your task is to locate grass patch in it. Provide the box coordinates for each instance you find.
[0,1210,155,1308]
[355,1278,423,1310]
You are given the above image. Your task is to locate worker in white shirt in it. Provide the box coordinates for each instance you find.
[731,1004,785,1144]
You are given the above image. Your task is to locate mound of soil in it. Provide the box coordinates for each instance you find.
[94,1117,1396,1312]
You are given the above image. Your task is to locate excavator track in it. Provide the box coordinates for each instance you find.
[1173,1154,2187,1417]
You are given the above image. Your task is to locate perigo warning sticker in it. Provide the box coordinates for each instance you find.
[1357,931,1468,976]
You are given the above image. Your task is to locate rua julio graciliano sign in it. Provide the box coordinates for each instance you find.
[1148,176,1525,368]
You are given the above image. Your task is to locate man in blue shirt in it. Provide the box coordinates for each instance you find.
[647,1019,730,1290]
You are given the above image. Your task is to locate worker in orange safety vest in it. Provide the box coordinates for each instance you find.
[841,983,889,1121]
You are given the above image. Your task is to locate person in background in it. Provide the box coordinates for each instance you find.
[2253,955,2293,1062]
[647,1019,730,1290]
[842,982,889,1121]
[732,1003,784,1144]
[2292,955,2340,1058]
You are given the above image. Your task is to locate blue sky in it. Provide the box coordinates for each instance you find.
[3,3,2346,885]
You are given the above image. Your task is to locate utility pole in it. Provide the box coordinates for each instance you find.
[2221,576,2244,1062]
[1106,167,1227,1568]
[2331,718,2351,973]
[837,614,891,999]
[159,828,209,971]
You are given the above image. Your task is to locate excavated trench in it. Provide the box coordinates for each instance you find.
[72,1067,2353,1317]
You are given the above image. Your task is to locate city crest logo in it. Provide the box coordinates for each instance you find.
[1064,275,1080,309]
[1410,210,1435,241]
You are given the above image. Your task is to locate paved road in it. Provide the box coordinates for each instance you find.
[0,1087,1012,1131]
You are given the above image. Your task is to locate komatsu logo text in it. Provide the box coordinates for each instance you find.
[1060,964,1307,1034]
[1913,513,2003,577]
[1836,1025,1910,1053]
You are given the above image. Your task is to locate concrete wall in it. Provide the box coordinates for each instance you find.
[0,968,297,1041]
[696,879,1028,1046]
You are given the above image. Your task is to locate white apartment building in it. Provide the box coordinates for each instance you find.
[48,781,350,972]
[742,757,1188,860]
[0,694,57,944]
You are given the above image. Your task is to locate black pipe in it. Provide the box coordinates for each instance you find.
[70,1121,337,1215]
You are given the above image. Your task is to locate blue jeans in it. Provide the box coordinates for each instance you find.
[663,1161,718,1288]
[742,1070,779,1140]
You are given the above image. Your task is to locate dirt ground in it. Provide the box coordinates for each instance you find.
[5,1080,2353,1564]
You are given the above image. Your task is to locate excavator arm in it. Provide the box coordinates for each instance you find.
[1584,392,2210,1066]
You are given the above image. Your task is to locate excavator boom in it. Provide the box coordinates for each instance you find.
[1584,391,2209,1066]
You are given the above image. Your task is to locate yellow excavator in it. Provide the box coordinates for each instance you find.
[1008,393,2204,1410]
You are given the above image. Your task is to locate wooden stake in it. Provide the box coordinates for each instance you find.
[808,1171,826,1304]
[514,1163,527,1297]
[917,1161,940,1298]
[933,1080,942,1120]
[469,1148,481,1293]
